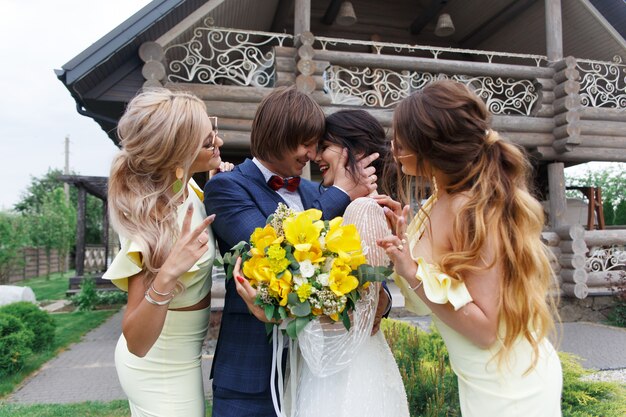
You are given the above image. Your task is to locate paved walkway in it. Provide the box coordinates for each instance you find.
[6,292,626,404]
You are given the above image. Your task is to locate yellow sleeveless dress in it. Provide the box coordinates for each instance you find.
[394,196,562,417]
[103,179,214,417]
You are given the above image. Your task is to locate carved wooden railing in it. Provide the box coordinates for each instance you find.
[136,24,626,162]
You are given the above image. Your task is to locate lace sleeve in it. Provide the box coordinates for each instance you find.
[297,198,390,377]
[343,197,391,267]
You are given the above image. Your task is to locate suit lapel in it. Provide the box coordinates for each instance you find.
[239,159,288,215]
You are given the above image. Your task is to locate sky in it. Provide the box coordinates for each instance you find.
[0,0,623,211]
[0,0,152,210]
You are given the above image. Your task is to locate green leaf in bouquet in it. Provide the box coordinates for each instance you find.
[265,323,275,336]
[264,304,276,321]
[341,309,352,331]
[213,258,224,268]
[286,319,298,339]
[295,316,310,336]
[356,264,391,285]
[278,306,288,320]
[287,316,311,339]
[287,292,311,317]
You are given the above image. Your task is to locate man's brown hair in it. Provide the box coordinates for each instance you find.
[250,86,325,161]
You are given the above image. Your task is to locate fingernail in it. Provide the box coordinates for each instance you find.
[383,206,390,213]
[236,276,244,284]
[188,203,193,211]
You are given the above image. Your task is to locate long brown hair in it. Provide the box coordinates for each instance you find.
[394,80,557,369]
[108,88,211,281]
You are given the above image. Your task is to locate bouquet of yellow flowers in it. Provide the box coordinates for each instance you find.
[221,203,388,339]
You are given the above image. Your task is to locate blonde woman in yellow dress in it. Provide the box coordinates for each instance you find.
[103,88,225,416]
[377,80,562,416]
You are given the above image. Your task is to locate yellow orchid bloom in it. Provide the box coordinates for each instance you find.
[283,210,324,252]
[325,219,362,258]
[269,270,292,306]
[242,255,276,287]
[328,265,359,296]
[294,241,326,264]
[250,224,283,252]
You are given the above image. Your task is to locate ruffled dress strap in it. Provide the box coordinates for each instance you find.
[103,178,211,291]
[394,195,473,316]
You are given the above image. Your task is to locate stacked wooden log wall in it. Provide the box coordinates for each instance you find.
[556,224,589,298]
[532,56,626,162]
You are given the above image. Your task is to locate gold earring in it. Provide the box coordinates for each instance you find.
[173,167,184,194]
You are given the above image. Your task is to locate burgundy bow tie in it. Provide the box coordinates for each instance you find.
[267,175,301,192]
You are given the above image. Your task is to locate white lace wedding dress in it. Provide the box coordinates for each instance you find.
[285,197,409,417]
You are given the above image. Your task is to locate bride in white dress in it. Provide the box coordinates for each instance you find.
[287,110,409,417]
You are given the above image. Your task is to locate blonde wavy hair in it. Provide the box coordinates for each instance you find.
[108,88,210,282]
[393,80,558,369]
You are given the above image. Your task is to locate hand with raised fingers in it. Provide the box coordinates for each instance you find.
[209,161,235,178]
[332,149,379,200]
[372,194,402,217]
[377,207,417,280]
[159,205,216,284]
[233,257,280,323]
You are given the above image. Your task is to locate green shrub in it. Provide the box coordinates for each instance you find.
[560,352,626,417]
[383,319,626,417]
[0,302,55,352]
[606,270,626,328]
[96,290,128,306]
[71,277,99,311]
[71,278,127,311]
[383,320,459,416]
[0,312,34,377]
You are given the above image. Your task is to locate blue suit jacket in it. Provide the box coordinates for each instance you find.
[204,159,351,393]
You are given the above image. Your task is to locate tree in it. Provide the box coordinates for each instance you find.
[615,200,626,226]
[14,168,103,244]
[603,199,615,226]
[25,189,76,278]
[0,213,28,284]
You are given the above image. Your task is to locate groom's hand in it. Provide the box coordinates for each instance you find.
[332,149,379,200]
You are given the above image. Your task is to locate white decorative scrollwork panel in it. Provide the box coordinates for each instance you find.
[324,66,539,115]
[585,245,626,272]
[164,20,293,87]
[577,57,626,108]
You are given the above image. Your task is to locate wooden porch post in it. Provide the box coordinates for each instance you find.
[295,0,312,180]
[548,162,567,228]
[294,0,311,36]
[75,186,86,277]
[102,199,109,269]
[545,0,563,62]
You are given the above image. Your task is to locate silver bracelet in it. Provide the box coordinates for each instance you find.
[144,290,173,306]
[409,279,423,292]
[150,282,175,297]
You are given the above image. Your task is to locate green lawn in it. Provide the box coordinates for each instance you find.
[15,270,73,301]
[0,401,212,417]
[0,310,117,398]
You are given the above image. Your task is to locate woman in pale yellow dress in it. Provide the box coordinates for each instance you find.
[103,88,229,416]
[377,80,562,416]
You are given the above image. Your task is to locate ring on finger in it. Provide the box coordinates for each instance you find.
[197,237,206,245]
[397,244,404,251]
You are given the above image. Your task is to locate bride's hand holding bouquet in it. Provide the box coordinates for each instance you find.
[221,203,388,339]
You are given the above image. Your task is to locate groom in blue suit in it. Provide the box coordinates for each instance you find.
[205,86,388,416]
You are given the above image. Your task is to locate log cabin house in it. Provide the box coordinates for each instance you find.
[57,0,626,300]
